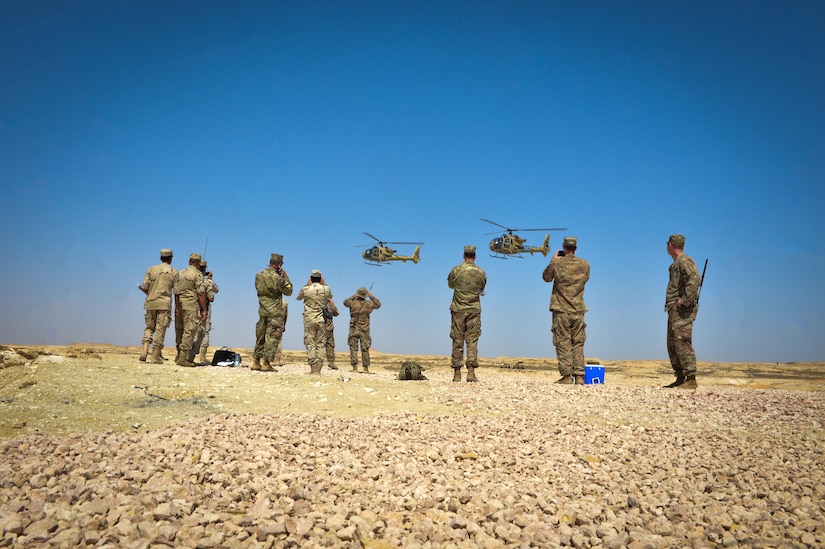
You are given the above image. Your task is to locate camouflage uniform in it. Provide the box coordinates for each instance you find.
[324,299,340,369]
[665,238,701,380]
[296,270,332,374]
[447,247,487,379]
[196,263,219,364]
[174,254,207,366]
[343,288,381,372]
[140,250,178,363]
[254,256,293,370]
[542,237,590,381]
[274,297,288,366]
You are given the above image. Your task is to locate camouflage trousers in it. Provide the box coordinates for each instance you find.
[198,310,213,355]
[552,311,586,377]
[143,308,171,351]
[175,309,202,358]
[667,309,697,377]
[303,319,326,367]
[347,327,372,367]
[325,324,336,364]
[450,310,481,368]
[255,314,285,362]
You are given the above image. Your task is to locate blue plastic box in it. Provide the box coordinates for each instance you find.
[584,365,605,384]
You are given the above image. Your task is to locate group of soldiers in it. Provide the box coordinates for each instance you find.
[252,254,382,374]
[139,250,218,367]
[140,233,701,387]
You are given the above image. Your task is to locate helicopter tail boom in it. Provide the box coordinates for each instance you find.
[527,234,551,256]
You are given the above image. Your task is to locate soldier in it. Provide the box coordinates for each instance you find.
[664,234,701,389]
[254,253,293,372]
[194,260,219,365]
[139,249,178,364]
[447,245,487,382]
[542,236,591,384]
[343,287,381,373]
[296,270,332,374]
[324,297,340,370]
[174,253,207,367]
[273,296,288,367]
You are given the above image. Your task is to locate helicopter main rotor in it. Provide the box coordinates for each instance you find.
[480,219,567,235]
[360,232,424,247]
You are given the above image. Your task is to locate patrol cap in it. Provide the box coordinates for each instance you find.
[189,253,202,262]
[270,253,283,264]
[668,234,686,247]
[356,287,368,297]
[160,249,173,258]
[463,245,476,256]
[311,269,322,277]
[563,236,578,248]
[200,260,208,268]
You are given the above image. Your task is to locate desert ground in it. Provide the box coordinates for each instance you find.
[1,343,823,548]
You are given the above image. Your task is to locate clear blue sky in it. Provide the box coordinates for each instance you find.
[2,1,823,363]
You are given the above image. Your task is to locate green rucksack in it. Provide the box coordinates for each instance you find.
[397,361,427,380]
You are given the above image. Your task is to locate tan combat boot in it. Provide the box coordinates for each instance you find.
[310,362,323,375]
[573,375,585,385]
[555,375,573,384]
[328,362,338,370]
[260,359,274,372]
[176,355,196,367]
[677,375,697,389]
[466,366,478,383]
[198,347,209,366]
[452,368,462,382]
[351,364,359,372]
[362,365,370,374]
[251,356,261,371]
[148,345,164,365]
[139,342,150,362]
[664,375,685,388]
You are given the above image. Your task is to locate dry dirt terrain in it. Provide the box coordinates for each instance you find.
[1,344,823,548]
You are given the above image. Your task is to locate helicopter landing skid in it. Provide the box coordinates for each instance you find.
[490,253,524,259]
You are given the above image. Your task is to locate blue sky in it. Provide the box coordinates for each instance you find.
[1,1,823,363]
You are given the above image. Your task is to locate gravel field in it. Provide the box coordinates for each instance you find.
[1,345,824,548]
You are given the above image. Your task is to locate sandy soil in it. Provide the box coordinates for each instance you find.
[1,344,822,438]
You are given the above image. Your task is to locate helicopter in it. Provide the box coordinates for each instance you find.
[358,233,423,265]
[481,218,567,259]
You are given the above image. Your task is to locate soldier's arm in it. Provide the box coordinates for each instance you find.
[682,261,701,306]
[542,262,555,283]
[369,295,381,309]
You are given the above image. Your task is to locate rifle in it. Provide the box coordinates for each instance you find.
[696,259,708,304]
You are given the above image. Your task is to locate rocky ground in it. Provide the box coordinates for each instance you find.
[1,344,823,548]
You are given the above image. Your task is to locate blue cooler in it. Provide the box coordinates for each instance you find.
[584,365,605,384]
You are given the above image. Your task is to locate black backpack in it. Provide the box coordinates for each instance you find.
[397,361,427,380]
[211,347,241,367]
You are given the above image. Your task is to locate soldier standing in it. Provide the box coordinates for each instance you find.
[324,297,340,370]
[139,249,178,364]
[273,296,288,367]
[447,245,487,382]
[664,234,701,389]
[296,270,332,374]
[254,253,293,372]
[542,236,590,384]
[194,260,219,365]
[343,287,381,373]
[174,253,207,367]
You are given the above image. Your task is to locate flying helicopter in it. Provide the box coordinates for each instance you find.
[358,233,423,265]
[481,218,567,259]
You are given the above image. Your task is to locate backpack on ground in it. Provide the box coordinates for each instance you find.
[211,347,241,367]
[397,360,427,380]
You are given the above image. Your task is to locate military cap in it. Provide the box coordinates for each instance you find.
[270,253,283,264]
[463,245,476,255]
[311,269,322,277]
[160,249,173,258]
[189,253,202,261]
[563,236,578,247]
[200,260,208,268]
[356,287,368,297]
[668,234,686,246]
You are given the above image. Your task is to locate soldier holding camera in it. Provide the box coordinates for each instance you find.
[253,253,293,371]
[542,236,590,384]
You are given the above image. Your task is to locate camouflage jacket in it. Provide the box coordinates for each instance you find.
[175,265,206,312]
[665,253,700,313]
[256,268,293,317]
[447,261,487,312]
[141,262,178,311]
[296,282,332,323]
[542,255,590,314]
[343,295,381,332]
